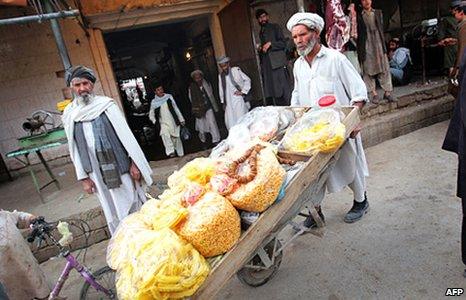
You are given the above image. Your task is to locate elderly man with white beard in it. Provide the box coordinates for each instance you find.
[287,12,370,229]
[62,66,153,234]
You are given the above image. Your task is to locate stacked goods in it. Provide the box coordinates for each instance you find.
[107,212,152,270]
[114,228,210,300]
[175,192,241,257]
[225,144,286,212]
[281,108,345,154]
[108,137,290,298]
[139,198,188,231]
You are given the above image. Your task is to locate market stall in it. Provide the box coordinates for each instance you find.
[106,102,361,299]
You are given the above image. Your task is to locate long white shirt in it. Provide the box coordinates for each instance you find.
[188,80,221,142]
[291,46,369,193]
[218,67,251,129]
[149,94,185,137]
[63,96,153,234]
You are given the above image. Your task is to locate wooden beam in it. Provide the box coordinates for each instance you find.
[88,28,123,110]
[209,11,226,58]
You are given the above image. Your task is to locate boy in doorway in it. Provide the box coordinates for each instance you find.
[149,84,186,157]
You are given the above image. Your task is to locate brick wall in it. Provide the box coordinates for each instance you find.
[0,7,104,170]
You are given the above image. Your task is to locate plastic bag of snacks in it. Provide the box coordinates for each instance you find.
[210,173,238,196]
[115,228,210,300]
[226,144,286,212]
[281,108,346,154]
[182,182,205,206]
[237,107,280,141]
[168,157,216,189]
[139,198,188,231]
[175,192,241,257]
[106,212,152,270]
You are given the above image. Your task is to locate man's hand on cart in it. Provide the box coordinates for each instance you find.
[350,123,362,139]
[81,177,96,194]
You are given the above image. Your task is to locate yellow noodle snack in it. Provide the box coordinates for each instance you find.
[175,192,241,257]
[115,228,210,300]
[167,158,216,189]
[282,108,346,154]
[139,198,188,231]
[106,212,152,270]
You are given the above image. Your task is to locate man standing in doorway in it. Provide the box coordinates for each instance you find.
[287,12,370,228]
[357,0,395,104]
[63,66,153,235]
[188,69,221,146]
[217,55,251,129]
[149,84,186,157]
[256,8,292,106]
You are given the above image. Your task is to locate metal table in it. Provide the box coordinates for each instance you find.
[6,139,67,202]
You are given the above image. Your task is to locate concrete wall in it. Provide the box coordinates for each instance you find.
[0,7,104,170]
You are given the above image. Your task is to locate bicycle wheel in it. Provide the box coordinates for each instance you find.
[79,266,116,300]
[237,238,283,287]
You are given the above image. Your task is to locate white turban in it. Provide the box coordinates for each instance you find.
[286,12,325,33]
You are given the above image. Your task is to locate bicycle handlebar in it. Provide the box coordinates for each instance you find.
[27,216,54,243]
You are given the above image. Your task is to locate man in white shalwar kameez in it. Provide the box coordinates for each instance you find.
[188,70,221,145]
[287,12,370,227]
[63,66,153,235]
[149,84,186,157]
[217,56,252,129]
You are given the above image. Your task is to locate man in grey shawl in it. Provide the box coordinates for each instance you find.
[62,66,153,234]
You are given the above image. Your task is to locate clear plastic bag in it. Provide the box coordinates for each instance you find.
[180,126,191,141]
[114,228,210,300]
[168,157,216,188]
[139,198,188,231]
[226,107,280,148]
[175,192,241,257]
[226,145,286,212]
[281,108,346,154]
[106,212,152,270]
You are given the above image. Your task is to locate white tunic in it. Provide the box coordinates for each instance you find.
[63,96,153,234]
[82,122,146,234]
[218,67,251,129]
[291,46,369,193]
[149,94,185,137]
[188,80,221,143]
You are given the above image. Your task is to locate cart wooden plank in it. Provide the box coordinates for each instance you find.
[194,106,360,299]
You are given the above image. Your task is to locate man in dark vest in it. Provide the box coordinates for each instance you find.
[443,49,466,277]
[256,8,292,106]
[188,70,221,145]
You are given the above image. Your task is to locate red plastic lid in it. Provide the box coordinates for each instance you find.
[318,95,336,107]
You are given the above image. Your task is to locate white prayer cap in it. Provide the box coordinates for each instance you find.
[190,69,204,78]
[217,55,230,64]
[286,12,325,33]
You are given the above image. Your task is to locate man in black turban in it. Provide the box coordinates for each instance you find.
[62,65,153,234]
[65,65,96,87]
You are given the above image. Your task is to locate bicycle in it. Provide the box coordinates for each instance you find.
[28,217,116,299]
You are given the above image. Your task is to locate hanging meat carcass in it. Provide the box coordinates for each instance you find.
[325,0,350,51]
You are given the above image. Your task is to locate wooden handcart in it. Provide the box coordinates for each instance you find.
[194,106,361,299]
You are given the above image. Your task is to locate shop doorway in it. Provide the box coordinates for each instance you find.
[104,17,226,161]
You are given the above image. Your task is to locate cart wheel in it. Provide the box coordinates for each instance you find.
[237,238,283,287]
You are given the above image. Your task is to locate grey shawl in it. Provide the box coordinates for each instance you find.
[74,114,130,189]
